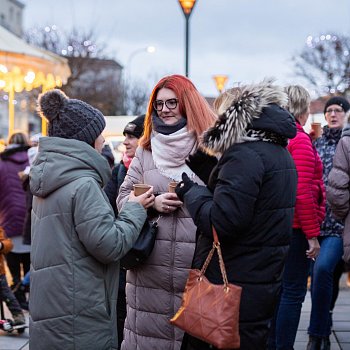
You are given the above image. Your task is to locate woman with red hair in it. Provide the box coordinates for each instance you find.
[117,74,216,350]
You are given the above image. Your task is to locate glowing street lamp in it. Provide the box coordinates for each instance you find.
[178,0,197,77]
[213,75,229,93]
[127,46,156,68]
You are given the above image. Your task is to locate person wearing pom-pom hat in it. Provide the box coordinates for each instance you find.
[29,89,155,350]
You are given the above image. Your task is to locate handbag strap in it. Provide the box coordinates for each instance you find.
[200,226,229,289]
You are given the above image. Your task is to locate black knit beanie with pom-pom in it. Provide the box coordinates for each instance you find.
[37,89,106,145]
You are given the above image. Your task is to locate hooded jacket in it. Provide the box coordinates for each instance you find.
[328,124,350,264]
[0,145,29,237]
[29,137,147,350]
[181,81,298,349]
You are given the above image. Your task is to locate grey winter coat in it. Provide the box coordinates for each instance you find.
[117,147,200,350]
[328,125,350,263]
[29,137,147,350]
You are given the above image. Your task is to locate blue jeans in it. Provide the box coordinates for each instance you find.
[308,235,343,337]
[269,229,310,350]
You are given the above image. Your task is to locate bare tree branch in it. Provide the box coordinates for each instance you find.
[293,33,350,96]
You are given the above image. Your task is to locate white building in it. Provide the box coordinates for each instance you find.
[0,0,24,37]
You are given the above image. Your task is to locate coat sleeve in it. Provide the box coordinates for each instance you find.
[288,133,321,239]
[73,179,147,264]
[116,148,144,212]
[184,147,264,239]
[327,138,350,220]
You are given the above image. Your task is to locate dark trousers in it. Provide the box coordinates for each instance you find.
[309,236,343,337]
[269,229,310,349]
[117,269,127,349]
[6,252,30,286]
[0,274,22,316]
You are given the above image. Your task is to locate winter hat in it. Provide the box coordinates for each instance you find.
[324,96,350,114]
[123,115,145,139]
[37,89,106,145]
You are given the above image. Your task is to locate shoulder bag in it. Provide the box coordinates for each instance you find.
[120,216,160,270]
[170,226,242,349]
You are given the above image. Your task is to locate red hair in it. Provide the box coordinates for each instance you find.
[140,74,216,150]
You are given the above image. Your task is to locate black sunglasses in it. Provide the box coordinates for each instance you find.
[152,98,178,111]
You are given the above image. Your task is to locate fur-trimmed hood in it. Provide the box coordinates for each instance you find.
[201,80,297,154]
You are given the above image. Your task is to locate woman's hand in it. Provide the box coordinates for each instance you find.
[306,237,320,260]
[128,187,155,209]
[153,193,183,213]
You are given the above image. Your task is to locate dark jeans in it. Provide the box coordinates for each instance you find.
[0,274,22,316]
[308,236,343,337]
[331,259,345,311]
[6,252,30,286]
[269,229,310,350]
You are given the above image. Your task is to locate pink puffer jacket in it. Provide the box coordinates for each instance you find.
[287,123,325,239]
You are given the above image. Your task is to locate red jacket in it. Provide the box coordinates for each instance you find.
[287,123,325,239]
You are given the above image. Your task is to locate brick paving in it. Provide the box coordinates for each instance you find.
[1,275,349,350]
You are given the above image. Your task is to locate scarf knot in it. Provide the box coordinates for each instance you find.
[151,127,197,181]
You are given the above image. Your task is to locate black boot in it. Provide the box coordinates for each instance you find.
[306,336,322,350]
[320,336,330,350]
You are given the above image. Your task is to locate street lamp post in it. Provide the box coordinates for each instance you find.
[127,46,156,71]
[124,46,156,114]
[213,75,229,94]
[178,0,197,77]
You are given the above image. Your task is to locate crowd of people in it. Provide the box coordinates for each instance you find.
[0,75,349,350]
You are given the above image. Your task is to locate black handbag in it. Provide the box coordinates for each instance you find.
[120,216,159,270]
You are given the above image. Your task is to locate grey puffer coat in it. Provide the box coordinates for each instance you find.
[117,147,200,350]
[328,125,350,263]
[29,137,147,350]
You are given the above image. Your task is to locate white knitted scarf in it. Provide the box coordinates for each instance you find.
[151,127,197,181]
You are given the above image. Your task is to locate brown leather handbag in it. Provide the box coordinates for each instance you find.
[170,227,242,349]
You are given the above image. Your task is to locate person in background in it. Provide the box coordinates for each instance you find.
[117,74,216,350]
[102,143,115,169]
[307,96,350,350]
[14,133,41,308]
[175,80,298,349]
[105,115,145,215]
[0,131,30,309]
[104,114,145,349]
[0,226,25,325]
[268,85,325,349]
[29,89,154,350]
[327,109,350,294]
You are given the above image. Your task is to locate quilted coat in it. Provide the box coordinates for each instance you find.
[0,145,29,238]
[328,125,350,264]
[180,80,298,349]
[29,137,147,350]
[287,122,325,239]
[117,147,201,350]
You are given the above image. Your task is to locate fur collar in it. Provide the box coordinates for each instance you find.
[201,79,289,154]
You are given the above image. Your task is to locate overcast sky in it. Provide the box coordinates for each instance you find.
[22,0,350,97]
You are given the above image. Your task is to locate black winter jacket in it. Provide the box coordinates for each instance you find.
[181,81,298,350]
[104,162,127,216]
